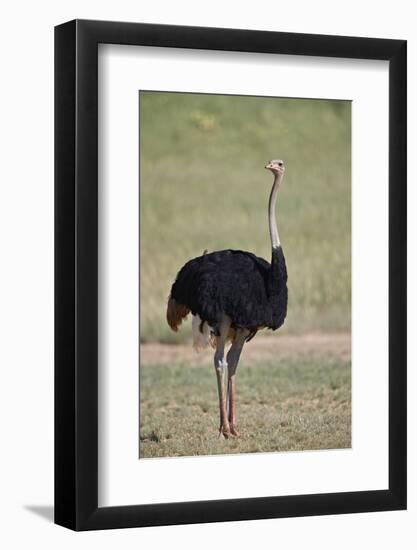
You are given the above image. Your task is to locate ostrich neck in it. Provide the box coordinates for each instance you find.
[268,173,282,249]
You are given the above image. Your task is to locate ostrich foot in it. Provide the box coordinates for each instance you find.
[218,422,231,439]
[229,424,240,437]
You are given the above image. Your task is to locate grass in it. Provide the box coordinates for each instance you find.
[139,343,351,458]
[139,92,351,458]
[139,91,351,344]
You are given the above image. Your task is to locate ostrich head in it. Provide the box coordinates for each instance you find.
[265,159,285,177]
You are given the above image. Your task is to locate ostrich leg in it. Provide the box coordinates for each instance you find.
[226,329,249,436]
[214,317,231,438]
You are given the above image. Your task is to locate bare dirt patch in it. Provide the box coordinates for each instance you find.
[140,332,350,366]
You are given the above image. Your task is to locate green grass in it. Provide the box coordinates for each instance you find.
[139,351,351,458]
[140,92,351,344]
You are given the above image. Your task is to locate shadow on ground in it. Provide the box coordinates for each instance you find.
[24,505,54,523]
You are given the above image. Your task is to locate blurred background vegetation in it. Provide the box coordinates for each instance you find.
[140,92,351,344]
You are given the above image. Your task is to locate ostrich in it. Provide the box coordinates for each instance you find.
[166,160,288,438]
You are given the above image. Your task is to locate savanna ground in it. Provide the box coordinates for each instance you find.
[139,92,351,458]
[139,334,351,458]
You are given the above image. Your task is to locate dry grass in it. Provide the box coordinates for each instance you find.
[139,93,351,458]
[139,334,351,458]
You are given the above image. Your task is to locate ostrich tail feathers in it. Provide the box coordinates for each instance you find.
[192,315,215,351]
[166,297,190,331]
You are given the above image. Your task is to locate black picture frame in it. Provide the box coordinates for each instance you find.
[55,19,407,531]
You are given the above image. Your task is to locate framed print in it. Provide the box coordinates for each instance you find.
[55,19,406,530]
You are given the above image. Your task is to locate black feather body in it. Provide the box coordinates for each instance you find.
[169,247,288,337]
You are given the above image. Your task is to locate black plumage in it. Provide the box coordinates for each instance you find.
[168,246,288,340]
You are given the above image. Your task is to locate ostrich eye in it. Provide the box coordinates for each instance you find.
[278,162,283,166]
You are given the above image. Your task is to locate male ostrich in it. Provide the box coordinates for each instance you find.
[166,160,288,438]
